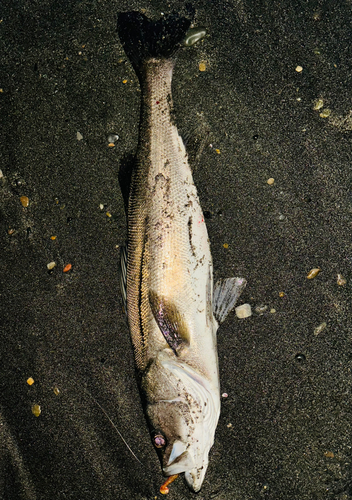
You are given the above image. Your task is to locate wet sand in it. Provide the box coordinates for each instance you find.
[0,1,351,499]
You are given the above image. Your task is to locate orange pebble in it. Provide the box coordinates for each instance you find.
[63,264,72,273]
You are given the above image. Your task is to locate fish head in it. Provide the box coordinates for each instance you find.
[142,354,220,492]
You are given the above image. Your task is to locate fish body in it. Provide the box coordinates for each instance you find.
[117,12,245,492]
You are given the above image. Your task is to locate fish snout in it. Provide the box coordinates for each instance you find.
[184,464,208,493]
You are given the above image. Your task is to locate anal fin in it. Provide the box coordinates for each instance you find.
[213,277,247,324]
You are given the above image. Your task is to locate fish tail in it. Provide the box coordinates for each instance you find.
[117,11,193,77]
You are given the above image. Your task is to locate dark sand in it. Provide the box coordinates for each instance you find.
[1,1,351,499]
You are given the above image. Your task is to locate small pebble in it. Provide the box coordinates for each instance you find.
[313,98,324,110]
[222,393,228,398]
[295,65,303,72]
[122,79,128,84]
[223,243,229,249]
[53,386,60,396]
[215,149,220,154]
[226,423,233,428]
[279,291,285,297]
[337,274,346,286]
[20,196,29,207]
[0,169,3,178]
[270,308,276,314]
[106,212,112,218]
[99,204,104,210]
[31,404,41,417]
[108,142,115,148]
[76,131,83,141]
[50,236,57,240]
[324,451,334,458]
[278,214,285,221]
[107,134,119,144]
[319,108,331,118]
[267,178,275,185]
[295,353,306,363]
[199,61,207,72]
[235,303,252,319]
[63,263,72,273]
[27,377,34,386]
[184,27,206,46]
[8,228,15,235]
[314,322,327,336]
[307,268,320,279]
[47,261,56,270]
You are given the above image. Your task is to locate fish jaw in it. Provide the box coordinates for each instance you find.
[185,466,208,493]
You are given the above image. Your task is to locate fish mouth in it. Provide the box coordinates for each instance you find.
[184,465,208,493]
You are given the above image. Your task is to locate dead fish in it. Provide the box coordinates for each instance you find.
[117,11,246,493]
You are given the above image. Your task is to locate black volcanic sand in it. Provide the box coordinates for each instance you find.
[1,1,351,499]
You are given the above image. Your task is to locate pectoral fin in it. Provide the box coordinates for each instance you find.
[149,291,190,355]
[213,277,247,324]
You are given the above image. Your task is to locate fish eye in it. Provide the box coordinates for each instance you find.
[153,432,166,449]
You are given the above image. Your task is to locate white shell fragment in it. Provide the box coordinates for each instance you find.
[47,261,56,270]
[76,131,83,141]
[314,322,327,336]
[235,303,252,319]
[184,28,206,46]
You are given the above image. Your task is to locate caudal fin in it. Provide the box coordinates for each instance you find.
[117,11,193,77]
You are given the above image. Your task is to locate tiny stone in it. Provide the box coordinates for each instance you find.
[47,261,56,270]
[199,61,207,72]
[76,131,83,141]
[0,169,3,178]
[313,98,324,110]
[307,268,320,279]
[106,212,112,218]
[270,308,276,314]
[53,386,60,396]
[337,274,346,286]
[31,404,41,417]
[222,393,228,398]
[324,451,334,458]
[27,377,34,386]
[295,353,306,363]
[267,178,275,185]
[107,134,119,143]
[235,303,252,319]
[226,423,233,428]
[99,204,104,210]
[50,236,57,240]
[20,196,29,207]
[295,65,303,72]
[319,108,331,118]
[279,291,285,297]
[314,322,327,336]
[223,243,229,249]
[278,214,285,221]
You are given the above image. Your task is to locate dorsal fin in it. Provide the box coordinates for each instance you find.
[149,290,190,355]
